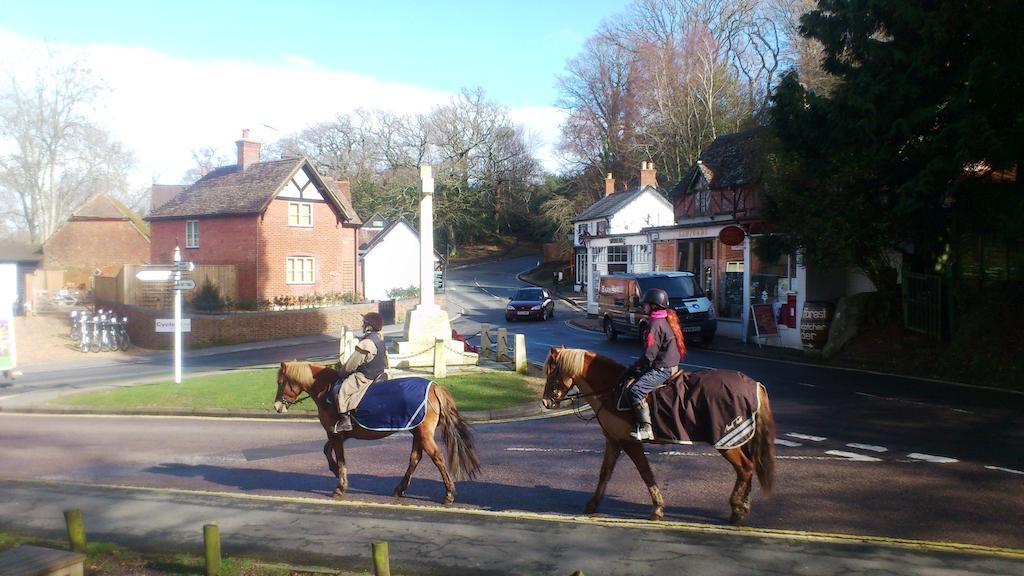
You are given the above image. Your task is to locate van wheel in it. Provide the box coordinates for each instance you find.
[603,318,618,341]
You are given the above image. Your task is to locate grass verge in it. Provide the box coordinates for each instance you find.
[49,368,540,413]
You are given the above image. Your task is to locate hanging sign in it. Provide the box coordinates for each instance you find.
[718,225,746,246]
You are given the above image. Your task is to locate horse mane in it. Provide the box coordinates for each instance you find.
[549,348,624,378]
[282,361,314,388]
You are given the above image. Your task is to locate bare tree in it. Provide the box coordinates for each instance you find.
[0,52,133,243]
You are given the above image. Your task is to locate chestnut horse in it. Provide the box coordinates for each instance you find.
[273,361,480,504]
[542,347,775,525]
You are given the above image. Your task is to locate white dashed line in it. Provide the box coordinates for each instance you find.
[826,450,883,462]
[796,382,816,388]
[847,443,888,453]
[774,439,802,447]
[984,465,1024,475]
[786,432,826,442]
[907,453,958,464]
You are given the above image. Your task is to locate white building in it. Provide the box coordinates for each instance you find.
[571,163,675,314]
[360,217,440,302]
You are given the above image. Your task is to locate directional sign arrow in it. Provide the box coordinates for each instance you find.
[173,261,195,272]
[175,279,196,290]
[136,270,174,282]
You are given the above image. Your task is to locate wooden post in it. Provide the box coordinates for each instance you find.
[514,333,527,374]
[372,541,391,576]
[480,323,491,357]
[204,523,221,576]
[63,509,86,553]
[433,338,446,379]
[496,328,510,362]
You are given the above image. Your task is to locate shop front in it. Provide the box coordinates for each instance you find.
[649,224,806,348]
[584,234,653,315]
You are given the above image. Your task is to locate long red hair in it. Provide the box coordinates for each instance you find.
[665,309,687,359]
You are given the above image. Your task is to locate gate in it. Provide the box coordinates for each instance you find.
[378,299,396,326]
[903,272,942,339]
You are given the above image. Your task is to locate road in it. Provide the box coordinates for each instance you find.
[0,255,1022,573]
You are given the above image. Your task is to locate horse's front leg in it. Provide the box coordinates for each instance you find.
[586,438,622,515]
[622,442,664,521]
[322,440,339,477]
[327,434,348,499]
[721,447,754,525]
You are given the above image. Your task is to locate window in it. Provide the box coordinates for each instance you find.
[185,220,199,248]
[286,257,315,284]
[288,202,313,227]
[607,245,628,274]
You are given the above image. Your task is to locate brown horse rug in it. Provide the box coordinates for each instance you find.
[646,369,761,448]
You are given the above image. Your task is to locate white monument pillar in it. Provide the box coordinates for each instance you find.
[419,165,437,310]
[392,165,477,367]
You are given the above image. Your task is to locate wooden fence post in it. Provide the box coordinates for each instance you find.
[480,323,491,357]
[63,509,86,553]
[433,338,447,379]
[514,333,527,374]
[496,328,510,362]
[372,541,391,576]
[204,523,221,576]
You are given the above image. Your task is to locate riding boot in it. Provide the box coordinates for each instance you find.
[333,412,353,434]
[629,401,654,441]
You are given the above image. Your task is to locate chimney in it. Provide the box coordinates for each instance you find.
[236,128,261,171]
[604,173,616,197]
[336,179,352,207]
[640,161,657,188]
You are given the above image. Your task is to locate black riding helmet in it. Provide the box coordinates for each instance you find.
[642,288,669,310]
[362,312,384,332]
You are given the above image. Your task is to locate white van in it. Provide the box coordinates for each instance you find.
[598,272,716,344]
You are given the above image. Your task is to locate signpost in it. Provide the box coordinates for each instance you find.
[135,246,194,383]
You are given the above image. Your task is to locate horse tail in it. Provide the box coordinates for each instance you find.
[435,384,481,481]
[750,382,776,495]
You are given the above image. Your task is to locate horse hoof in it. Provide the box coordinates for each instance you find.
[650,508,664,521]
[729,512,748,526]
[332,489,346,499]
[443,495,455,506]
[584,502,598,515]
[393,489,406,498]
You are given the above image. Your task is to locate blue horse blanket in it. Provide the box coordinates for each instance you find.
[349,376,434,431]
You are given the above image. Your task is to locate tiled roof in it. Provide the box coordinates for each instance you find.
[573,187,650,222]
[68,194,150,238]
[671,128,766,197]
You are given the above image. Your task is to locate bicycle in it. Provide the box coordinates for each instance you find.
[69,310,82,342]
[115,316,130,351]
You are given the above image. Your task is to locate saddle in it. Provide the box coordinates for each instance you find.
[621,369,761,448]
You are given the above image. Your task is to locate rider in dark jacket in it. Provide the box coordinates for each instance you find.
[332,312,389,433]
[625,288,687,441]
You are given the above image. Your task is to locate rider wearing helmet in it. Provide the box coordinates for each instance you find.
[331,311,390,433]
[624,287,687,441]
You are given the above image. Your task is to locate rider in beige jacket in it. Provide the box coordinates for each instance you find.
[332,312,389,433]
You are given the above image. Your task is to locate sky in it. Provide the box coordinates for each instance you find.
[0,0,632,190]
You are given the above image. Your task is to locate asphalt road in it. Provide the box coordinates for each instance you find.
[0,254,1022,573]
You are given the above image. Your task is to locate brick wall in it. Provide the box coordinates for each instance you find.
[150,216,259,300]
[43,221,149,288]
[102,296,443,350]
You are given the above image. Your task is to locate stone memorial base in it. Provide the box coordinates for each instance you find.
[391,305,478,368]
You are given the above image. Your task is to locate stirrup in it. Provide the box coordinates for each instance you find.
[333,414,353,433]
[630,425,654,441]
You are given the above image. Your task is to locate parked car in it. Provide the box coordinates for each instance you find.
[505,287,554,321]
[598,272,716,344]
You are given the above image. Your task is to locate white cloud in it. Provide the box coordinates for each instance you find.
[0,30,565,188]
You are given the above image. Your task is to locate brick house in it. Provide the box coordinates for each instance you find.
[146,130,362,303]
[43,193,150,288]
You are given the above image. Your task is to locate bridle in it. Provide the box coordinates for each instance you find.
[545,366,610,422]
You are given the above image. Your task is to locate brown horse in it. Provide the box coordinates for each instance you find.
[541,347,776,525]
[273,361,480,504]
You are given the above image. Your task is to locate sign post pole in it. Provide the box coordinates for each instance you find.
[173,244,182,384]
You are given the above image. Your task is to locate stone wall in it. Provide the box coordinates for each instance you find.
[100,296,442,350]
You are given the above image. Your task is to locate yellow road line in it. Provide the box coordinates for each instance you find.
[4,477,1021,560]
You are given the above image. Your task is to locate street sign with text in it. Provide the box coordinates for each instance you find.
[173,261,195,272]
[136,270,174,282]
[156,318,191,333]
[175,279,196,290]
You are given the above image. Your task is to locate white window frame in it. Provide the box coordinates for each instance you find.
[286,256,315,284]
[288,202,313,227]
[185,220,199,248]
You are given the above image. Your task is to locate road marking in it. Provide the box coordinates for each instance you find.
[847,443,888,452]
[506,447,874,462]
[786,432,826,442]
[826,450,882,462]
[797,382,816,388]
[855,392,975,415]
[774,439,802,447]
[0,394,21,401]
[473,279,504,299]
[907,453,958,464]
[984,465,1024,475]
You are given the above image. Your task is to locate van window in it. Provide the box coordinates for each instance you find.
[637,276,704,299]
